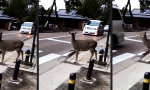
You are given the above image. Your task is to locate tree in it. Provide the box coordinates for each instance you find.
[6,0,27,22]
[139,0,150,12]
[45,0,60,28]
[0,0,8,10]
[81,0,101,19]
[101,0,111,24]
[65,0,82,13]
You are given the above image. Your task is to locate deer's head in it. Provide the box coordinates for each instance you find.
[69,32,77,36]
[139,31,146,39]
[69,32,77,40]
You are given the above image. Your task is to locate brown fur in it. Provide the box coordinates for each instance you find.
[0,32,24,62]
[69,32,97,62]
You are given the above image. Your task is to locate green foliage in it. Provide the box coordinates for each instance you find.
[6,0,27,22]
[65,0,82,13]
[80,0,101,19]
[0,0,8,10]
[65,0,111,24]
[139,0,150,11]
[3,0,37,23]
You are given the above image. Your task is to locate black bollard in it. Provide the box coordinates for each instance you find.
[99,49,104,64]
[68,73,76,90]
[0,73,2,88]
[143,72,150,90]
[86,59,94,80]
[13,59,21,80]
[25,49,31,63]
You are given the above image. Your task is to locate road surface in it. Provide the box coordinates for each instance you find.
[39,31,107,64]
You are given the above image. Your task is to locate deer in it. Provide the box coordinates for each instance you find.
[69,32,97,63]
[139,31,150,55]
[0,32,24,63]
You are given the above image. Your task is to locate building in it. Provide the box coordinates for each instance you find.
[39,9,88,30]
[0,10,17,30]
[124,9,150,29]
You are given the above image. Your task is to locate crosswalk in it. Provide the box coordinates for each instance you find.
[113,35,145,65]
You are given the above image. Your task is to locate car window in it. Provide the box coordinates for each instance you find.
[22,23,33,27]
[87,21,100,26]
[113,8,122,20]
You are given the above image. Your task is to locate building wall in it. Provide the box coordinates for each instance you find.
[0,20,9,30]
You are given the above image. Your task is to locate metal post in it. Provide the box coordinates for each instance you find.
[86,59,94,80]
[103,24,110,66]
[30,22,37,66]
[68,73,76,90]
[143,72,150,90]
[25,49,30,63]
[0,73,2,89]
[13,59,21,80]
[99,49,104,64]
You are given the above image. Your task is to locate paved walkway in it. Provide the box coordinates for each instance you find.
[113,53,150,90]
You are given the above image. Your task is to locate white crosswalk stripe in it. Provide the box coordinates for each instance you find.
[39,53,61,65]
[113,52,145,65]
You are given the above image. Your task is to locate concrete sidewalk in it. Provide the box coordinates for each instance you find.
[39,36,111,90]
[113,53,150,90]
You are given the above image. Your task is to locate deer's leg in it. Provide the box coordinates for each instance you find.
[20,50,23,61]
[89,50,94,62]
[2,51,6,63]
[75,51,79,63]
[16,50,20,60]
[94,50,97,60]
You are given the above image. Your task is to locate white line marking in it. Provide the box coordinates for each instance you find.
[113,53,136,64]
[46,38,71,44]
[137,52,145,56]
[125,38,142,42]
[50,34,82,39]
[39,34,82,40]
[3,32,19,35]
[39,50,43,53]
[113,50,117,53]
[125,35,139,38]
[62,52,72,56]
[39,53,61,65]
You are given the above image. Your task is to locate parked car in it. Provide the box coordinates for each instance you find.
[20,22,35,34]
[82,20,104,36]
[104,25,109,32]
[112,5,125,48]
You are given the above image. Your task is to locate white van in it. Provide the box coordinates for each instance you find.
[112,5,125,47]
[82,20,104,36]
[20,22,34,34]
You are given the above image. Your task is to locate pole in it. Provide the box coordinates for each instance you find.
[25,49,30,63]
[143,72,150,90]
[86,59,94,80]
[68,73,76,90]
[13,59,21,80]
[0,73,2,89]
[99,49,104,64]
[30,22,37,66]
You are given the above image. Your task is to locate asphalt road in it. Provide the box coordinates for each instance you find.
[1,30,33,41]
[113,31,150,65]
[39,31,107,58]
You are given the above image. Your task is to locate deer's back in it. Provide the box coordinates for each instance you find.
[72,40,97,51]
[0,40,24,51]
